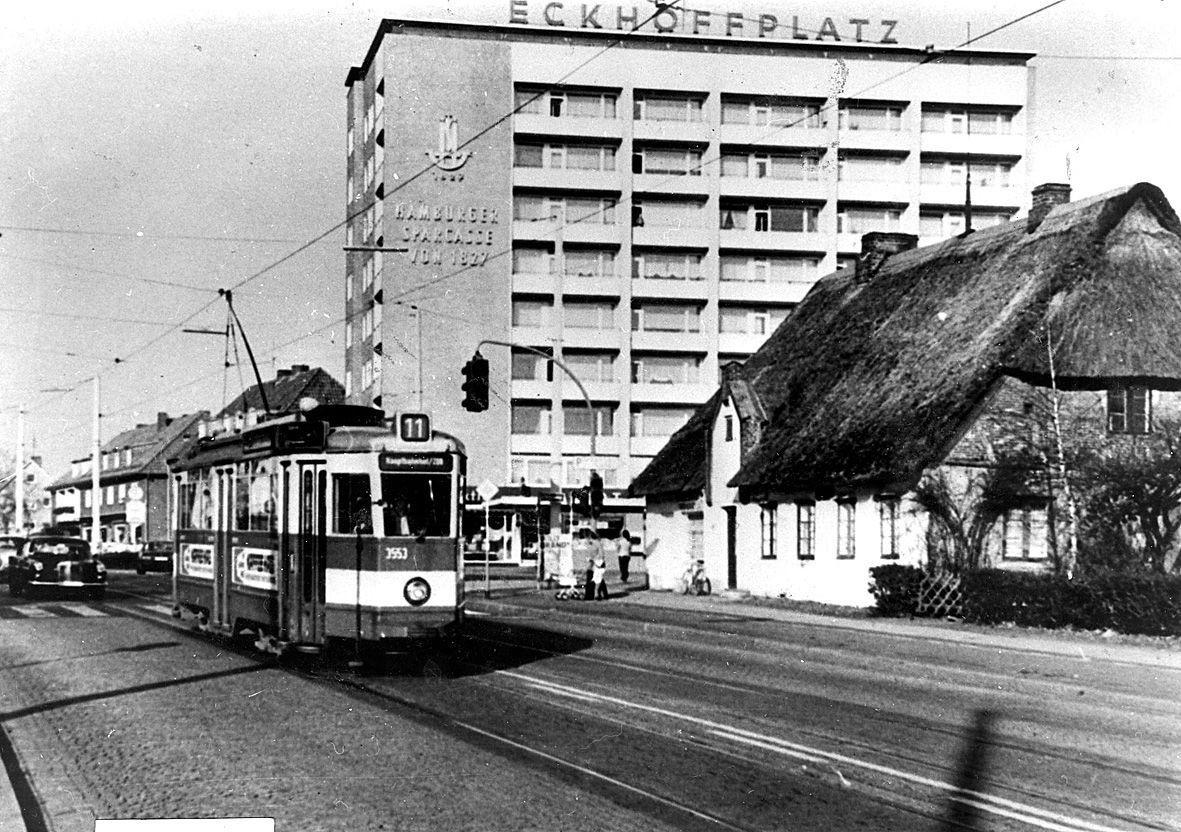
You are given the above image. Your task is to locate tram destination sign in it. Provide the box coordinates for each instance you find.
[379,452,453,472]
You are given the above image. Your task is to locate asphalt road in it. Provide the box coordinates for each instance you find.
[0,571,1177,832]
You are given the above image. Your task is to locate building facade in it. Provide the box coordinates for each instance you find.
[343,14,1033,496]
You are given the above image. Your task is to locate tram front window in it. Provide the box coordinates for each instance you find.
[333,473,373,534]
[381,474,451,537]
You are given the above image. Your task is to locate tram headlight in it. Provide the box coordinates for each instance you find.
[403,577,431,606]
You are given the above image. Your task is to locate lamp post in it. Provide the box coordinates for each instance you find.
[14,404,25,534]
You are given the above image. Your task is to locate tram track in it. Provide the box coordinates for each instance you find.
[105,590,1179,832]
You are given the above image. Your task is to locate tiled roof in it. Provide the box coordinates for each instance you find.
[216,366,344,418]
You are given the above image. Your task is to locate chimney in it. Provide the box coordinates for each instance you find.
[276,368,292,379]
[291,364,310,374]
[156,411,170,429]
[855,232,918,283]
[1027,182,1072,232]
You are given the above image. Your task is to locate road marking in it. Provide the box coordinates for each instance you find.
[57,603,107,617]
[500,670,1137,832]
[9,606,56,618]
[142,603,176,617]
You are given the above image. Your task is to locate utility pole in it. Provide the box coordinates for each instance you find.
[416,305,424,411]
[91,375,101,549]
[15,405,25,534]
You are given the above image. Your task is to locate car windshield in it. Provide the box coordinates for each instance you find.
[146,542,172,553]
[27,540,90,563]
[380,473,452,537]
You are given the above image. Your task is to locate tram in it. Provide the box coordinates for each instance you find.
[169,403,465,655]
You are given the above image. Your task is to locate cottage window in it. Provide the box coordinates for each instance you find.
[1001,506,1049,561]
[836,500,856,559]
[796,502,815,560]
[1107,387,1150,434]
[760,504,778,559]
[724,415,734,442]
[879,498,900,559]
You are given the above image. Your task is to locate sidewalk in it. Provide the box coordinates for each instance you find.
[468,578,1181,671]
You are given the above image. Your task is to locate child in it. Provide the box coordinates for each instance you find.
[593,557,608,600]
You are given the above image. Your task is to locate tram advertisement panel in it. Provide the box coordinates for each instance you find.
[180,543,214,579]
[232,546,277,591]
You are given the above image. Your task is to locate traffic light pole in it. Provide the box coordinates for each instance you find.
[475,339,597,470]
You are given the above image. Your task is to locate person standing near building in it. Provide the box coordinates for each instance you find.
[593,556,608,600]
[617,530,632,583]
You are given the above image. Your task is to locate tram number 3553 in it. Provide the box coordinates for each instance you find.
[385,547,409,561]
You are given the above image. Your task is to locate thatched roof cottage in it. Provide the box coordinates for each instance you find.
[629,182,1181,604]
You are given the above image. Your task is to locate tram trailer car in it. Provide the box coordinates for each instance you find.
[168,405,465,655]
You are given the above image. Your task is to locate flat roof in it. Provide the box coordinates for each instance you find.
[346,17,1036,86]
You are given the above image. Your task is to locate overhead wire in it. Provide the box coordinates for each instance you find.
[0,252,219,293]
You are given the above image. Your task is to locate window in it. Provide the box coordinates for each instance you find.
[565,248,616,278]
[564,352,615,382]
[797,503,815,559]
[566,197,616,225]
[724,415,733,441]
[345,272,354,302]
[512,350,552,381]
[921,107,1013,135]
[634,94,705,122]
[721,152,821,181]
[634,199,705,228]
[84,490,92,508]
[631,354,700,384]
[1107,387,1151,434]
[515,88,617,119]
[123,448,133,466]
[512,246,555,274]
[722,205,818,232]
[838,207,902,234]
[345,369,353,396]
[632,251,704,281]
[921,159,1013,188]
[879,498,900,559]
[511,299,552,328]
[511,403,551,435]
[838,104,903,132]
[381,474,452,537]
[720,97,822,128]
[838,155,905,182]
[345,321,353,349]
[630,408,694,437]
[564,301,614,329]
[514,142,544,167]
[515,194,616,225]
[361,358,374,390]
[719,307,788,335]
[920,211,1010,238]
[332,473,373,534]
[632,303,701,333]
[837,500,856,559]
[179,473,213,530]
[118,484,127,500]
[633,146,703,176]
[719,255,819,284]
[1001,506,1049,561]
[514,142,616,171]
[760,504,778,559]
[564,404,614,436]
[235,461,277,533]
[106,486,115,504]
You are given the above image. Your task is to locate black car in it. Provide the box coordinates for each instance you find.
[0,535,24,580]
[8,536,107,600]
[136,540,174,574]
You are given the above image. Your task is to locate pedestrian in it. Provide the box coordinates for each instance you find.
[617,529,632,583]
[593,556,608,600]
[580,529,596,601]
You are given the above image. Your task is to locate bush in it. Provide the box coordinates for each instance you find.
[961,569,1181,636]
[868,564,925,617]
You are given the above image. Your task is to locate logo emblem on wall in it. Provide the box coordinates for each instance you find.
[426,115,471,171]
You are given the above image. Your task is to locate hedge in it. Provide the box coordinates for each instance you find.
[868,566,1181,636]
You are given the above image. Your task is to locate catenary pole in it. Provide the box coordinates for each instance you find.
[91,375,101,549]
[15,405,25,533]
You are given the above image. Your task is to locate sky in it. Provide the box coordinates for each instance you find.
[2,0,1179,478]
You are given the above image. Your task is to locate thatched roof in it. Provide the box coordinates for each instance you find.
[628,393,720,500]
[630,182,1181,499]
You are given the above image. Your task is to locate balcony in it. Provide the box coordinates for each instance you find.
[560,275,624,298]
[630,381,714,405]
[631,119,714,144]
[630,277,710,301]
[510,434,555,455]
[561,327,622,350]
[719,177,827,202]
[631,224,713,249]
[920,132,1025,159]
[514,114,622,141]
[512,167,621,193]
[718,280,812,304]
[560,380,622,401]
[509,379,552,400]
[631,329,710,352]
[920,183,1023,210]
[835,180,911,205]
[718,228,825,252]
[510,325,555,347]
[631,173,710,197]
[512,271,557,294]
[513,219,621,245]
[560,434,620,457]
[717,332,771,354]
[718,124,829,149]
[835,129,912,153]
[629,436,676,456]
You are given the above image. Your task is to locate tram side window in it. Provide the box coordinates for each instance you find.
[234,461,277,533]
[381,474,451,537]
[180,474,214,530]
[333,473,374,534]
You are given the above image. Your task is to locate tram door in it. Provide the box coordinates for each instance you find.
[213,466,234,630]
[293,463,327,644]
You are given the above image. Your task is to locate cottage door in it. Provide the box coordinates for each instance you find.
[725,506,738,590]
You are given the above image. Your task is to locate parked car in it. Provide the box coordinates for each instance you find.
[136,540,174,574]
[8,535,106,600]
[0,535,25,579]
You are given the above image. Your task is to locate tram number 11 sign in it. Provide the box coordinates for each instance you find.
[399,412,431,442]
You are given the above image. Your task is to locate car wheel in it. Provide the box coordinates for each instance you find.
[90,588,106,602]
[8,580,22,597]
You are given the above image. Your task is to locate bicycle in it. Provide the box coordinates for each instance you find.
[679,558,711,596]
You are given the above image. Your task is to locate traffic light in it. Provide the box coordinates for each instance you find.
[461,350,489,413]
[589,471,604,513]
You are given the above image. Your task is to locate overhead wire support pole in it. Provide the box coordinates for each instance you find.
[219,288,271,416]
